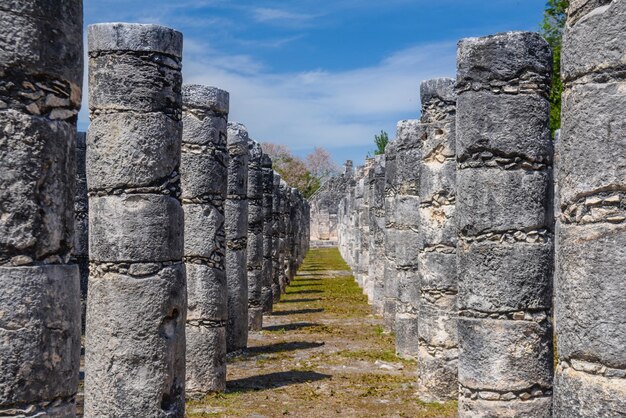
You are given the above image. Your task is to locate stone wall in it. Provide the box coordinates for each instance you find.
[309,161,355,242]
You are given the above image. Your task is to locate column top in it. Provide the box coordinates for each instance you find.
[457,31,551,86]
[420,78,456,105]
[88,23,183,58]
[183,85,229,113]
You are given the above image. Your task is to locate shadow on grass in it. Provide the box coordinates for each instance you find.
[227,370,331,393]
[278,298,322,304]
[246,341,325,356]
[271,308,324,316]
[288,283,322,288]
[263,322,320,332]
[287,289,323,295]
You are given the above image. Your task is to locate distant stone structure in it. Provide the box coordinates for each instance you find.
[181,85,229,395]
[309,161,355,242]
[0,1,83,415]
[417,78,458,402]
[456,32,554,417]
[225,122,249,353]
[554,2,626,416]
[85,23,187,417]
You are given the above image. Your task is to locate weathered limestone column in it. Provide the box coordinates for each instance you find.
[0,2,83,415]
[85,23,186,417]
[357,160,373,291]
[394,120,422,358]
[369,155,386,313]
[247,140,264,330]
[271,172,282,303]
[554,2,626,416]
[225,122,249,352]
[277,180,290,294]
[382,141,398,331]
[181,85,229,395]
[74,132,89,331]
[417,78,458,402]
[456,32,554,417]
[260,154,275,313]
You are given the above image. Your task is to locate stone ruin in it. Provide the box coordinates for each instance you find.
[0,12,309,417]
[309,161,355,243]
[336,8,625,418]
[0,1,625,418]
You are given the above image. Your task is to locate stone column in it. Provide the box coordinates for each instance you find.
[417,78,458,402]
[356,162,372,291]
[85,23,186,417]
[369,155,386,313]
[456,32,554,417]
[0,2,83,415]
[554,2,626,416]
[261,154,275,313]
[74,132,89,332]
[181,85,229,395]
[382,141,398,331]
[225,122,249,352]
[247,140,264,330]
[394,120,423,358]
[277,180,290,294]
[271,172,282,303]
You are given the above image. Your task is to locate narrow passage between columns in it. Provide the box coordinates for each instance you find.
[186,247,457,417]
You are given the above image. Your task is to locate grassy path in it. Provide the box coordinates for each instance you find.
[187,247,456,417]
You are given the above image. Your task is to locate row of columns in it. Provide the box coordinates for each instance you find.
[0,14,310,417]
[338,15,625,417]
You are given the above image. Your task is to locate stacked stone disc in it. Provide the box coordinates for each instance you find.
[417,78,458,402]
[369,155,387,313]
[181,85,229,395]
[394,120,423,358]
[352,167,366,287]
[225,122,249,353]
[85,23,186,417]
[260,154,275,314]
[0,1,83,415]
[247,140,265,330]
[271,172,282,302]
[456,32,554,417]
[382,141,399,331]
[74,132,89,332]
[554,1,626,416]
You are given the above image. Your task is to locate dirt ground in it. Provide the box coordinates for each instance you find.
[187,248,457,418]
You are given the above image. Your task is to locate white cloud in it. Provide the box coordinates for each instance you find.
[181,40,457,160]
[252,7,319,24]
[79,39,457,163]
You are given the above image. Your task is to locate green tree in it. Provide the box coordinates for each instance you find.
[541,0,569,135]
[373,130,389,155]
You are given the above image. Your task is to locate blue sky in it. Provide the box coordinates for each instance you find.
[82,0,547,166]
